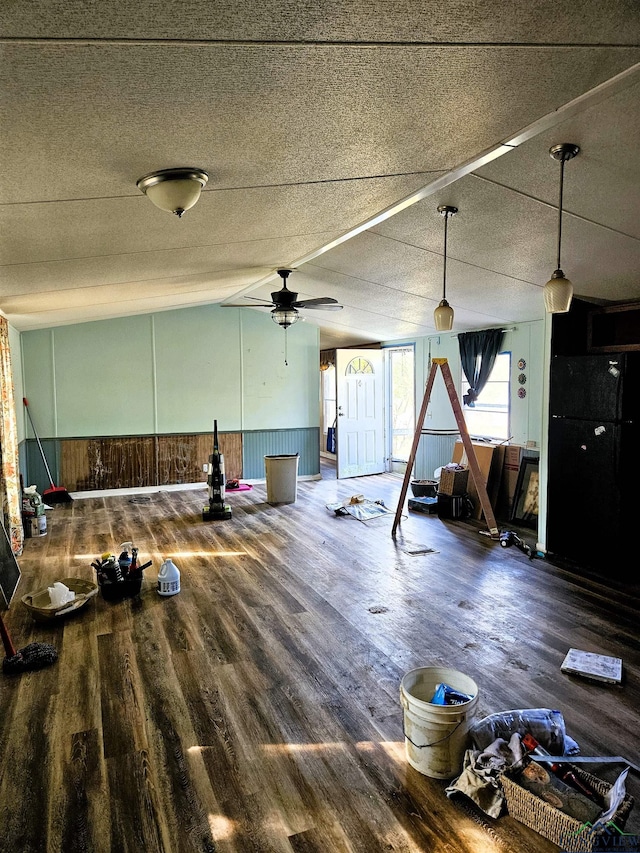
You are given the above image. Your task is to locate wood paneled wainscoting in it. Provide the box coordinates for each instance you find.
[56,432,243,492]
[24,429,321,494]
[2,466,638,851]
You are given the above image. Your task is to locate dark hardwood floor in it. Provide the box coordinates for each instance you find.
[1,464,638,852]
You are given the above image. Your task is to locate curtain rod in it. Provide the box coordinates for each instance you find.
[451,326,516,338]
[427,325,516,341]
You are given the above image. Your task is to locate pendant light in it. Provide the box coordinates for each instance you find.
[433,205,457,331]
[544,143,580,313]
[137,167,208,217]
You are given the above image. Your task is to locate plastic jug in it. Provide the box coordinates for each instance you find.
[157,558,180,596]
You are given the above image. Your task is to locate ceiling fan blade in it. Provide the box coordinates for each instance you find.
[301,303,343,311]
[221,302,275,308]
[293,297,342,308]
[244,294,278,304]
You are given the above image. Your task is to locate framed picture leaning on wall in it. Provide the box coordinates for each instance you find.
[511,457,539,528]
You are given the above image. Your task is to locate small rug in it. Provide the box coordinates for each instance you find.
[326,498,392,523]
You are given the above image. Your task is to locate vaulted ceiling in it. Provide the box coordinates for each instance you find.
[1,2,639,348]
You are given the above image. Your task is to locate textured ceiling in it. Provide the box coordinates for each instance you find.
[1,2,639,347]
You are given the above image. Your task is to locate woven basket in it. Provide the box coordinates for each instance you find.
[439,467,469,496]
[502,766,634,852]
[21,577,98,622]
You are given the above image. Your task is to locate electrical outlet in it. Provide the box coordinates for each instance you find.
[202,463,208,472]
[526,440,537,449]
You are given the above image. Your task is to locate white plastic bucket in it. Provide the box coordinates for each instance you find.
[400,666,479,779]
[264,454,299,504]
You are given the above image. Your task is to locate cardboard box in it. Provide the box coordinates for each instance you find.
[498,444,525,518]
[451,440,505,520]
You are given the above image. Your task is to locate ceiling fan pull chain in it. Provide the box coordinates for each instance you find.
[284,327,288,366]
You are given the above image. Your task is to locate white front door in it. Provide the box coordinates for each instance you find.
[335,349,385,479]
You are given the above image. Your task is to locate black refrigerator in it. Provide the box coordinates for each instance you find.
[547,353,639,569]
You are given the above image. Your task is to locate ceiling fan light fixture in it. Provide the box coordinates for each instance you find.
[434,205,457,331]
[272,308,300,329]
[136,168,208,217]
[544,143,579,314]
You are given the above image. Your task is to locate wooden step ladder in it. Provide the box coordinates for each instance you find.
[392,358,499,539]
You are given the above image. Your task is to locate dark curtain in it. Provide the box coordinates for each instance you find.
[458,328,505,407]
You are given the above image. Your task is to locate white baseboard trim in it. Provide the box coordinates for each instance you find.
[69,482,206,500]
[69,473,322,500]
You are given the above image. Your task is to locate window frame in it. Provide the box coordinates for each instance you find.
[460,350,511,441]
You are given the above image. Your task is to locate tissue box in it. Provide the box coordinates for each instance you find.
[501,766,634,851]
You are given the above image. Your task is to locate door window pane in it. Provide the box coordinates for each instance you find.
[389,346,415,462]
[346,357,374,375]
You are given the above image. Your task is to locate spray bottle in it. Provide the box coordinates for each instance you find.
[157,558,181,596]
[102,551,123,583]
[118,542,133,577]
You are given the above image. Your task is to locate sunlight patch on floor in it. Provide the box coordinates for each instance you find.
[260,742,348,754]
[457,823,500,851]
[377,740,407,761]
[72,549,247,560]
[259,740,409,762]
[168,550,247,558]
[207,813,237,841]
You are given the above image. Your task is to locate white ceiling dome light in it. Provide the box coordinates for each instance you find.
[136,167,209,217]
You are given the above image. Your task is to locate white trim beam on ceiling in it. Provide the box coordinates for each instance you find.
[223,60,640,302]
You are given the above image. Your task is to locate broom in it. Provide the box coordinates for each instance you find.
[23,397,72,503]
[0,611,58,674]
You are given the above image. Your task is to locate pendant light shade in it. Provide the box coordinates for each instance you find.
[543,144,579,313]
[543,270,573,313]
[137,168,208,217]
[434,299,454,332]
[434,205,457,331]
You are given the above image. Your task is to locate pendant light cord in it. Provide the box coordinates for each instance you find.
[556,156,565,271]
[442,210,449,300]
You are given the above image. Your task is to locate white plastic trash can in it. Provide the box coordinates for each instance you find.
[265,454,299,504]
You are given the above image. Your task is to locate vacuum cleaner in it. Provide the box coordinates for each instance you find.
[203,420,232,521]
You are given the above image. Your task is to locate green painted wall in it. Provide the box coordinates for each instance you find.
[21,329,55,438]
[241,310,320,431]
[20,304,320,438]
[55,315,156,436]
[154,306,242,432]
[504,321,544,448]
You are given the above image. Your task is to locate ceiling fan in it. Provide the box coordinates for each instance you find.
[223,269,343,329]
